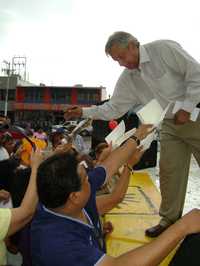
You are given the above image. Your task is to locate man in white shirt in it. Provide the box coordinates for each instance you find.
[64,31,200,237]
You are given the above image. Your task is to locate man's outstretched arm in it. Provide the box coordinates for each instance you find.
[98,209,200,266]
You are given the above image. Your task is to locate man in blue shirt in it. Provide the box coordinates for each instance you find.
[31,124,200,266]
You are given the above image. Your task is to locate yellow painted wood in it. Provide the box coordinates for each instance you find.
[105,171,178,265]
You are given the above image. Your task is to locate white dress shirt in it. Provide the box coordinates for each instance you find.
[83,40,200,120]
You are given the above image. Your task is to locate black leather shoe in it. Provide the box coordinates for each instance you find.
[145,224,169,238]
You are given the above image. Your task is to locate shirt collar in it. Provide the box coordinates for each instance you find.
[139,45,150,68]
[42,204,94,228]
[127,45,150,74]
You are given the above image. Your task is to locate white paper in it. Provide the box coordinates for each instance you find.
[140,132,155,151]
[105,120,136,149]
[105,120,125,145]
[154,103,171,127]
[190,108,200,121]
[136,99,164,125]
[172,101,182,114]
[115,128,136,147]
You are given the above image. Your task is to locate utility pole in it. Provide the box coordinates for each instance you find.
[2,60,11,116]
[12,56,27,81]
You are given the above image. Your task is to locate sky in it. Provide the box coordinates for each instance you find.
[1,0,200,97]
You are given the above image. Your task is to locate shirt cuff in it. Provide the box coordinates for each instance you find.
[82,107,93,118]
[182,101,196,113]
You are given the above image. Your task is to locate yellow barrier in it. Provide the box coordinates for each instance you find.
[105,172,177,265]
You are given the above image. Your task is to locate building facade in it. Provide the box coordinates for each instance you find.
[8,82,106,129]
[0,76,106,129]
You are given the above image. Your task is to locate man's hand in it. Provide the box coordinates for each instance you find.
[0,189,10,204]
[64,106,83,120]
[174,109,190,125]
[134,124,155,141]
[103,221,114,237]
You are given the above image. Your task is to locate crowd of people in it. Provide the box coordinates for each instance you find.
[0,30,200,266]
[0,116,199,266]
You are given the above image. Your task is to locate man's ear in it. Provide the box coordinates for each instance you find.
[69,191,80,204]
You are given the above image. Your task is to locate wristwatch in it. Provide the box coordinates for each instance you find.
[130,135,141,146]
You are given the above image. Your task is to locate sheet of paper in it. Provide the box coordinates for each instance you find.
[172,101,182,114]
[140,132,155,151]
[136,99,164,125]
[190,108,200,121]
[105,120,125,145]
[115,127,136,147]
[154,103,171,127]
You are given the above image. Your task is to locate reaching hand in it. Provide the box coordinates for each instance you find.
[102,221,114,237]
[64,106,83,120]
[97,142,112,163]
[0,189,10,204]
[134,124,155,141]
[30,149,44,170]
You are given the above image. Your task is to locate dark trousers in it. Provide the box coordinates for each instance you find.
[170,233,200,266]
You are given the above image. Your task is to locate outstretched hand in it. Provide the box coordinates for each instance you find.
[64,106,83,120]
[134,124,155,141]
[97,142,112,163]
[0,189,10,204]
[30,149,44,170]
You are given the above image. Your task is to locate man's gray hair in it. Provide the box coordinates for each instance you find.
[105,31,139,55]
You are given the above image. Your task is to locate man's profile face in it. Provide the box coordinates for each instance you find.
[110,42,139,69]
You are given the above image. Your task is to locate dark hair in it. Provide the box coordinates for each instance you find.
[37,152,81,208]
[49,132,63,149]
[0,132,13,146]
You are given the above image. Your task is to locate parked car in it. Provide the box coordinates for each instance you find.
[51,121,78,133]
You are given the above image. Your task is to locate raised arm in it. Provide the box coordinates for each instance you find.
[101,124,153,179]
[96,147,144,215]
[7,149,43,237]
[99,209,200,266]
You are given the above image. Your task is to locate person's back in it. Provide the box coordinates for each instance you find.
[31,201,104,266]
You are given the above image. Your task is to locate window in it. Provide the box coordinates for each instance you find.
[0,89,5,101]
[51,88,71,103]
[8,90,15,101]
[24,88,43,103]
[77,89,99,104]
[0,89,15,101]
